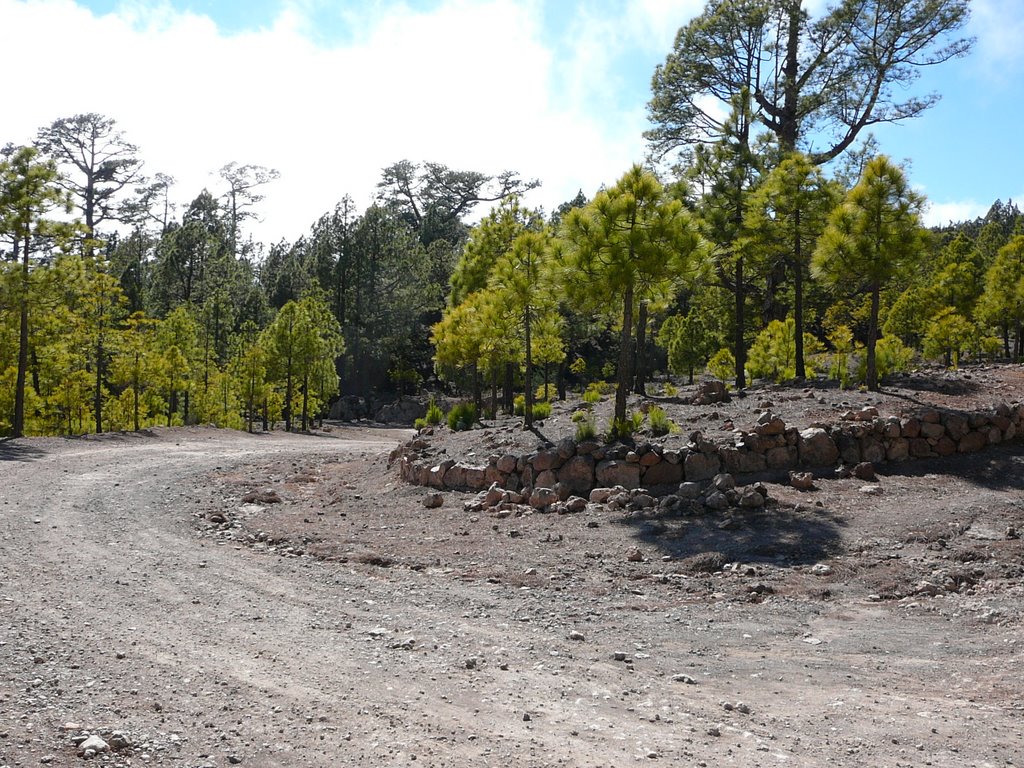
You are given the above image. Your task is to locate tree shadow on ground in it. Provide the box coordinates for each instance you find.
[0,439,47,462]
[878,441,1024,492]
[615,504,846,566]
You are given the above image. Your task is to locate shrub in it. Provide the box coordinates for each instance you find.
[608,411,644,441]
[582,384,603,404]
[662,381,678,397]
[446,402,477,431]
[535,383,555,402]
[575,413,597,441]
[647,406,676,436]
[707,348,735,384]
[571,409,588,423]
[514,394,550,421]
[413,417,427,430]
[531,401,552,420]
[827,325,854,389]
[856,336,915,382]
[424,398,444,425]
[746,318,823,382]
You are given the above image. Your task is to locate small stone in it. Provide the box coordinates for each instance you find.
[672,673,697,684]
[704,491,730,511]
[707,725,721,737]
[228,756,243,765]
[523,713,532,722]
[613,651,628,661]
[423,493,444,508]
[78,735,109,754]
[859,484,883,495]
[852,461,876,480]
[626,547,644,562]
[677,482,702,500]
[739,489,765,508]
[810,564,832,576]
[789,471,815,491]
[108,732,131,750]
[569,631,585,641]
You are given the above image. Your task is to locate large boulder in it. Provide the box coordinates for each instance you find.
[684,451,720,482]
[642,459,683,487]
[595,460,641,489]
[798,428,840,467]
[557,455,595,495]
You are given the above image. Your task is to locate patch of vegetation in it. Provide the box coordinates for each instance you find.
[447,402,477,431]
[707,348,735,385]
[608,411,644,441]
[574,413,597,441]
[647,406,677,436]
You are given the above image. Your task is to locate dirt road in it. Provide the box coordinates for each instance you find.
[1,427,1022,767]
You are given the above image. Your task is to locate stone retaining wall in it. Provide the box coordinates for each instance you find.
[392,402,1024,497]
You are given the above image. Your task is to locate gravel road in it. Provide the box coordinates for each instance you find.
[1,427,1022,767]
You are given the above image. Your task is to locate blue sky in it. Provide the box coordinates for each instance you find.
[1,0,1021,242]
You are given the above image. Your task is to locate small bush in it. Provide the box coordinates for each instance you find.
[514,395,550,421]
[707,348,735,384]
[571,409,588,423]
[413,417,427,430]
[534,383,555,402]
[608,411,644,441]
[582,384,603,404]
[647,406,676,436]
[662,381,678,397]
[857,336,915,382]
[424,398,444,425]
[575,413,597,441]
[447,402,477,431]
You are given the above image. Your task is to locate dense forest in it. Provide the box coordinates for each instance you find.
[4,0,1015,440]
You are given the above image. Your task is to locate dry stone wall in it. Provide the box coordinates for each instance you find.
[392,402,1024,497]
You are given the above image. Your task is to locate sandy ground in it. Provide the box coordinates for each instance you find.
[1,374,1023,767]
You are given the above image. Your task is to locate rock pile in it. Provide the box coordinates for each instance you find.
[393,401,1024,497]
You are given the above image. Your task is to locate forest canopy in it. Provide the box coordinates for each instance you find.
[2,0,1012,439]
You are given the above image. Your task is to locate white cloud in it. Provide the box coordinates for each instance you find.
[922,199,990,228]
[966,0,1024,77]
[0,0,661,244]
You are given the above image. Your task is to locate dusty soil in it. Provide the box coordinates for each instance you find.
[2,367,1023,767]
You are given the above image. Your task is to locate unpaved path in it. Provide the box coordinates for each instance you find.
[1,427,1023,767]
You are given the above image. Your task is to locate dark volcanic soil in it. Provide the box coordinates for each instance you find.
[1,366,1023,767]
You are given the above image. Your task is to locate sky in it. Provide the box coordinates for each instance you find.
[1,0,1021,245]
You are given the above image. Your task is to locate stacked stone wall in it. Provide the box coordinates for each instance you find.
[392,402,1024,497]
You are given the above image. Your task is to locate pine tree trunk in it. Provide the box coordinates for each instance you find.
[633,301,648,395]
[734,255,746,388]
[866,283,881,391]
[615,283,634,425]
[794,209,806,380]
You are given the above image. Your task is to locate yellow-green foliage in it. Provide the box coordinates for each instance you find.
[746,318,824,382]
[608,411,644,441]
[707,348,735,384]
[575,413,597,441]
[662,381,678,397]
[424,398,444,425]
[647,406,677,436]
[532,401,552,420]
[856,336,915,381]
[535,383,555,402]
[447,401,477,431]
[582,383,603,404]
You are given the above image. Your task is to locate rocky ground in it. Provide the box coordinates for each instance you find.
[1,366,1023,767]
